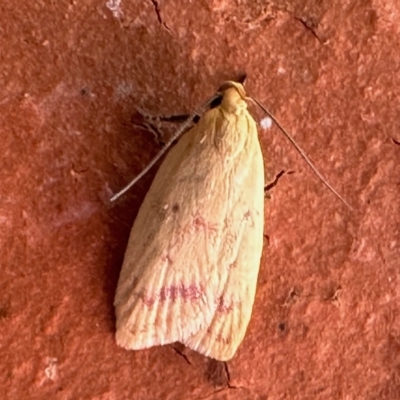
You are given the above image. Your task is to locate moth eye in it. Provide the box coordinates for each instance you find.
[209,95,223,109]
[172,204,180,213]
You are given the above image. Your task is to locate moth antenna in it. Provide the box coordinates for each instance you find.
[110,93,221,202]
[251,97,353,210]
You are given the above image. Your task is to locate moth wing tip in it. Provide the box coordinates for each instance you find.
[184,336,237,362]
[115,328,147,350]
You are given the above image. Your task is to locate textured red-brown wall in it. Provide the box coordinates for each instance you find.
[1,0,399,399]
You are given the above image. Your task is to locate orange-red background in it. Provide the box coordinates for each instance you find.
[1,1,399,399]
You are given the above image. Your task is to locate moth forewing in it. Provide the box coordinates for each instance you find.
[114,82,265,361]
[183,111,264,361]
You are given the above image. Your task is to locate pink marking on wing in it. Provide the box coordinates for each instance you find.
[216,296,235,314]
[160,283,203,301]
[161,253,173,264]
[159,286,180,301]
[192,213,218,233]
[229,261,237,269]
[193,214,207,230]
[243,210,251,220]
[205,327,232,344]
[214,334,232,345]
[141,283,204,307]
[142,295,156,307]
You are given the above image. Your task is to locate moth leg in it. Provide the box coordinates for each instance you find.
[264,169,286,196]
[132,109,200,146]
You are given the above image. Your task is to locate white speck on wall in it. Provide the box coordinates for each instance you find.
[260,116,273,130]
[42,357,58,383]
[106,0,123,18]
[114,82,134,101]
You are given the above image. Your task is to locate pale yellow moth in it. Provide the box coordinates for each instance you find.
[113,80,351,362]
[114,81,264,361]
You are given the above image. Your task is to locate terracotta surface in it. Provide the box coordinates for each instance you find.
[1,0,399,399]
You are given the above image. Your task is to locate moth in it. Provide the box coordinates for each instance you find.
[114,81,264,361]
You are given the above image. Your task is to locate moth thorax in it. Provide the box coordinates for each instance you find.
[220,87,248,114]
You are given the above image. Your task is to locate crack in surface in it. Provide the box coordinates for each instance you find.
[264,170,286,192]
[197,385,248,400]
[295,16,323,43]
[172,346,192,365]
[149,0,171,31]
[223,362,235,389]
[197,361,249,399]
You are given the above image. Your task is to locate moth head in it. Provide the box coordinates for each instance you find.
[217,81,248,112]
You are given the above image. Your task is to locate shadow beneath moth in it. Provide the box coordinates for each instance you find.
[113,81,264,361]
